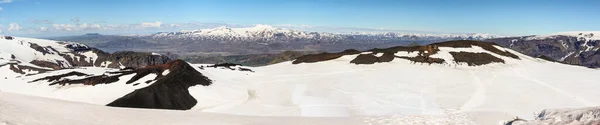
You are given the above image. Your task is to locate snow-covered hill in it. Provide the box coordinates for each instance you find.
[1,38,600,125]
[0,36,171,71]
[0,36,101,71]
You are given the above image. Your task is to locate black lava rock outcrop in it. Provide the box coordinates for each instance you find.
[295,40,517,66]
[107,60,212,110]
[449,52,505,66]
[30,60,212,110]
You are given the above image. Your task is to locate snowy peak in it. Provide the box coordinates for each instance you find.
[551,31,600,41]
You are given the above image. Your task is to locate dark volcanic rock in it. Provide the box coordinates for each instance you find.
[293,49,361,64]
[107,60,212,110]
[4,36,14,40]
[350,54,379,64]
[433,40,520,59]
[449,52,504,66]
[31,71,89,83]
[397,56,446,64]
[30,60,62,70]
[350,52,396,64]
[294,40,519,66]
[105,51,170,68]
[31,59,212,110]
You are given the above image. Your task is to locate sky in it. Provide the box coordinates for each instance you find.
[0,0,599,37]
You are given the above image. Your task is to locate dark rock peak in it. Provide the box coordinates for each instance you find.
[30,60,212,110]
[107,60,212,110]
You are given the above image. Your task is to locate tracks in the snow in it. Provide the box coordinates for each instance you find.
[458,70,486,112]
[513,69,594,107]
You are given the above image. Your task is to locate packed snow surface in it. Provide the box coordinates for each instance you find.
[1,42,600,124]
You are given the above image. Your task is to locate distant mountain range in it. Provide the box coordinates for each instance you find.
[48,26,600,68]
[142,25,496,43]
[50,25,498,56]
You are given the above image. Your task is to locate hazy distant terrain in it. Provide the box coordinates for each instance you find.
[50,25,494,56]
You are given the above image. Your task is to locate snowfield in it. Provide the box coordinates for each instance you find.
[1,37,600,124]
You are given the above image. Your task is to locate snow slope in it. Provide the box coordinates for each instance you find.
[2,39,600,124]
[0,36,102,69]
[0,91,482,125]
[0,67,156,104]
[187,46,600,124]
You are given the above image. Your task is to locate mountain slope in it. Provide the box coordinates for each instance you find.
[0,36,170,71]
[486,31,600,68]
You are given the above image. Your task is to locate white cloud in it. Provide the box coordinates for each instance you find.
[139,21,163,28]
[8,23,22,31]
[0,7,3,11]
[0,0,12,3]
[39,27,48,32]
[52,24,77,31]
[78,23,101,30]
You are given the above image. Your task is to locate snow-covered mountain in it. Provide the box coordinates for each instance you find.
[2,37,600,125]
[144,25,497,43]
[0,36,171,72]
[147,24,343,42]
[487,31,600,68]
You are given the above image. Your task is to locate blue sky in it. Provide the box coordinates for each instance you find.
[0,0,599,37]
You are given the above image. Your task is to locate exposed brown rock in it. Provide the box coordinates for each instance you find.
[292,49,361,64]
[433,40,520,59]
[9,64,25,74]
[397,56,446,64]
[449,52,505,66]
[105,51,170,68]
[29,43,53,55]
[350,52,396,64]
[30,60,62,70]
[350,54,379,64]
[30,72,89,83]
[296,40,517,66]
